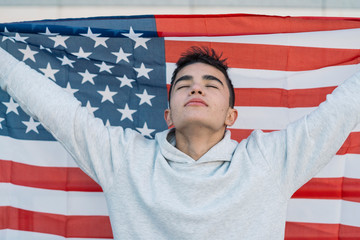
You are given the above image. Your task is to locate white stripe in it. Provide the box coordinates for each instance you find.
[165,28,360,49]
[166,62,360,89]
[315,154,360,179]
[0,135,78,167]
[0,183,108,216]
[231,106,360,131]
[0,229,112,240]
[287,199,360,227]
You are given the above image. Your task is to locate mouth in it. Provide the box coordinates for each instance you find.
[185,98,208,107]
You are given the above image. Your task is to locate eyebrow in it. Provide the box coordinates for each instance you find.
[173,74,224,88]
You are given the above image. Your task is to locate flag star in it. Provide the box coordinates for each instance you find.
[105,119,111,127]
[79,69,97,84]
[134,63,153,79]
[135,89,155,106]
[72,47,92,60]
[0,117,4,129]
[122,26,143,39]
[117,103,137,121]
[2,27,15,42]
[39,63,59,81]
[112,47,131,63]
[136,122,155,138]
[117,75,135,88]
[95,61,113,73]
[98,85,117,103]
[85,100,98,115]
[64,82,78,95]
[49,35,69,48]
[19,45,38,62]
[122,26,150,49]
[22,117,41,134]
[40,27,59,36]
[57,55,75,68]
[80,27,109,48]
[12,33,28,43]
[3,97,20,115]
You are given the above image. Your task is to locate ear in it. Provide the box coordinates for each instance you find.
[164,109,173,128]
[224,108,238,127]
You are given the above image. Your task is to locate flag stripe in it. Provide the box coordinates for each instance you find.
[292,177,360,203]
[229,130,360,155]
[0,206,112,239]
[285,222,360,239]
[155,14,360,37]
[0,160,101,192]
[164,40,360,71]
[0,183,107,215]
[287,199,360,227]
[165,28,360,49]
[0,229,110,240]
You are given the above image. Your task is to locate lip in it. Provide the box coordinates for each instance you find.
[185,98,208,107]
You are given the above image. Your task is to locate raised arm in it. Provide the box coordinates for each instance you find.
[0,47,133,189]
[248,70,360,198]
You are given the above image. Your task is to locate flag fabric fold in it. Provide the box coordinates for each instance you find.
[0,13,360,239]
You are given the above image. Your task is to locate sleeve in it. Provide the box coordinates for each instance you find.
[249,70,360,198]
[0,46,133,190]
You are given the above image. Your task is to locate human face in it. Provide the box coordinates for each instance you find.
[164,63,237,132]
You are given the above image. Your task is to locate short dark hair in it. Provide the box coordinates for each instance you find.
[168,46,235,108]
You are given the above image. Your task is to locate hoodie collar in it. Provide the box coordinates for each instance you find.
[156,128,238,164]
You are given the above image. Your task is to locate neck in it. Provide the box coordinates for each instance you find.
[174,126,226,161]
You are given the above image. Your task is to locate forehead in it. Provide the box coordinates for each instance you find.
[175,62,226,81]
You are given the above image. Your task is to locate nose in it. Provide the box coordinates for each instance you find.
[189,83,204,95]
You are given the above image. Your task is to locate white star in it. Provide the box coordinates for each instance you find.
[122,27,150,49]
[98,85,117,103]
[0,117,4,129]
[85,101,98,115]
[116,75,135,88]
[64,82,78,95]
[117,103,137,121]
[80,27,109,48]
[79,69,97,84]
[72,47,92,60]
[49,35,69,48]
[40,27,58,36]
[39,63,59,81]
[122,27,143,39]
[2,27,15,42]
[135,89,155,106]
[12,33,28,43]
[3,97,19,115]
[18,45,38,62]
[57,55,75,68]
[112,47,131,63]
[95,61,113,73]
[136,122,155,138]
[134,63,153,79]
[22,117,41,134]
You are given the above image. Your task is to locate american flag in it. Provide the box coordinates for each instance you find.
[0,14,360,239]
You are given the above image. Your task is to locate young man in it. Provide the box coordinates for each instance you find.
[1,46,360,239]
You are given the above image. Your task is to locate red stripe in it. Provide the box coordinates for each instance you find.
[165,40,360,71]
[0,160,102,192]
[0,206,112,238]
[292,177,360,203]
[234,87,336,107]
[229,130,360,155]
[155,14,360,37]
[285,222,360,239]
